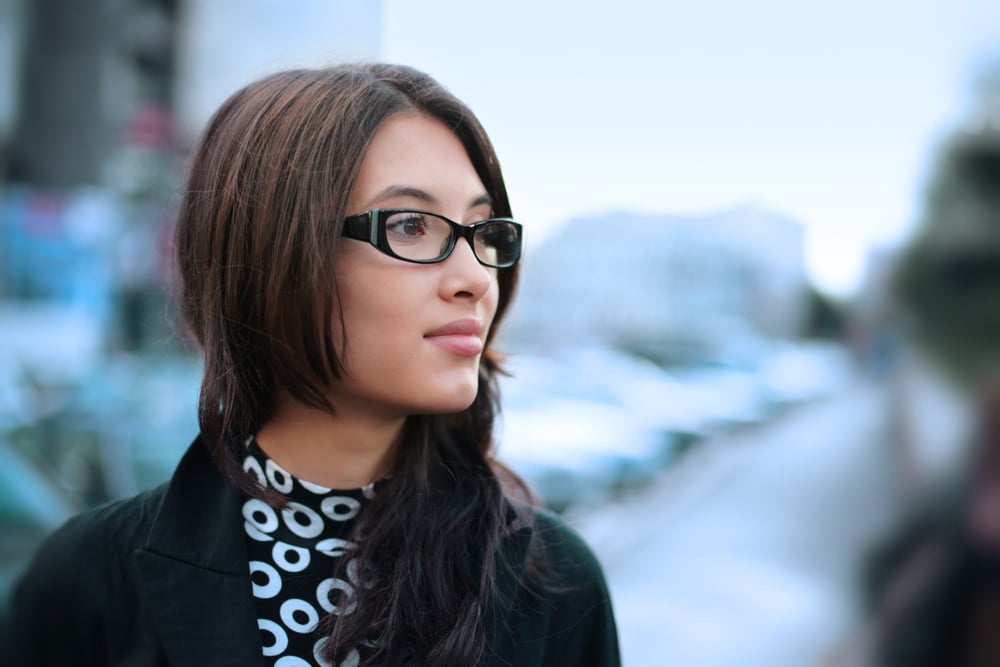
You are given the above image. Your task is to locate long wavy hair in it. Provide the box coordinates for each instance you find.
[173,63,533,665]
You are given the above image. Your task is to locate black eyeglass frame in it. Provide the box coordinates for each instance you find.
[342,208,523,268]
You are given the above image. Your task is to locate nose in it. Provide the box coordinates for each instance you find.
[439,236,494,301]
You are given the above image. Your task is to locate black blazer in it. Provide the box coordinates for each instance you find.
[3,437,620,666]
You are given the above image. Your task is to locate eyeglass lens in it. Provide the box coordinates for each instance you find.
[384,211,518,266]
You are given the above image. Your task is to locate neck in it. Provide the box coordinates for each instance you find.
[255,396,405,490]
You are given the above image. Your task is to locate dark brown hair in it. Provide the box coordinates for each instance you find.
[174,63,530,665]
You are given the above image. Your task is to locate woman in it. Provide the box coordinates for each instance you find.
[4,64,620,666]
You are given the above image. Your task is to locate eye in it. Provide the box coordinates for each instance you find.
[385,212,431,240]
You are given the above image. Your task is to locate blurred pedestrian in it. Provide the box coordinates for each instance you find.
[3,63,620,667]
[849,60,1000,667]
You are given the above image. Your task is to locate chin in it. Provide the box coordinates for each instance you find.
[412,386,480,415]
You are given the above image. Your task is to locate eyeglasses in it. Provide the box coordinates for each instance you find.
[342,208,523,268]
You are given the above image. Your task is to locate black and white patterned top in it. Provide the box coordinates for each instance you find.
[241,438,376,667]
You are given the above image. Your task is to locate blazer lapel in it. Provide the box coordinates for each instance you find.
[483,504,535,665]
[135,437,266,666]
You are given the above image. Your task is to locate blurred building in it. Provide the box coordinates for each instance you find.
[0,0,386,506]
[503,205,809,364]
[1,0,382,183]
[175,1,381,142]
[4,0,174,187]
[0,0,382,349]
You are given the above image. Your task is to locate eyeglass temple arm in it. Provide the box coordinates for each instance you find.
[367,208,380,245]
[342,209,381,245]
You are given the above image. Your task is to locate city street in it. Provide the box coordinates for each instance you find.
[571,380,907,667]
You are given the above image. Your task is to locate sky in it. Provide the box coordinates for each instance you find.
[383,0,1000,297]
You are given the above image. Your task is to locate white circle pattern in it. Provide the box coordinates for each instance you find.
[243,455,266,486]
[282,502,325,539]
[344,558,373,590]
[242,439,374,666]
[320,496,361,522]
[272,541,310,573]
[345,559,360,586]
[340,648,360,667]
[243,499,279,534]
[258,618,289,656]
[280,598,320,634]
[249,560,282,599]
[315,538,354,558]
[316,578,357,616]
[245,521,275,543]
[313,638,333,667]
[266,459,294,493]
[299,479,332,494]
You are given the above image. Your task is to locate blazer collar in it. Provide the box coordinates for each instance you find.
[131,437,540,666]
[134,436,266,666]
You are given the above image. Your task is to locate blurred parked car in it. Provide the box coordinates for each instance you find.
[543,346,725,441]
[504,348,719,442]
[494,341,852,511]
[756,342,853,408]
[669,360,771,428]
[496,349,689,511]
[497,392,675,512]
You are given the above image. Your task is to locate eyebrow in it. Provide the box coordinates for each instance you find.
[366,185,493,211]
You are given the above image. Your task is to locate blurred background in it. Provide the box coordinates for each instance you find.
[2,1,1000,665]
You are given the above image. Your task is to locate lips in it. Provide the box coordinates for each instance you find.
[425,318,483,338]
[424,318,484,357]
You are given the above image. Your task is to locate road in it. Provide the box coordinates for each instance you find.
[570,381,906,667]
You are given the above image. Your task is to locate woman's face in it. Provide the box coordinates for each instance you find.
[330,113,500,418]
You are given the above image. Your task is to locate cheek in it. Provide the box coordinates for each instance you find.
[485,276,502,325]
[332,256,433,355]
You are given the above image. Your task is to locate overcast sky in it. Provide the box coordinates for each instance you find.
[383,0,1000,296]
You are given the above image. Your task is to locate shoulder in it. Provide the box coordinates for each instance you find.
[31,483,167,575]
[13,483,167,598]
[495,506,621,666]
[523,507,616,608]
[530,508,606,576]
[3,485,168,663]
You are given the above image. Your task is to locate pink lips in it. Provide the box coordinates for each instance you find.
[424,318,484,357]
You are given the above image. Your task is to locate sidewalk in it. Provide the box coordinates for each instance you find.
[569,381,903,667]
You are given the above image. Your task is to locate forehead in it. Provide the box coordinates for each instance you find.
[348,113,488,212]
